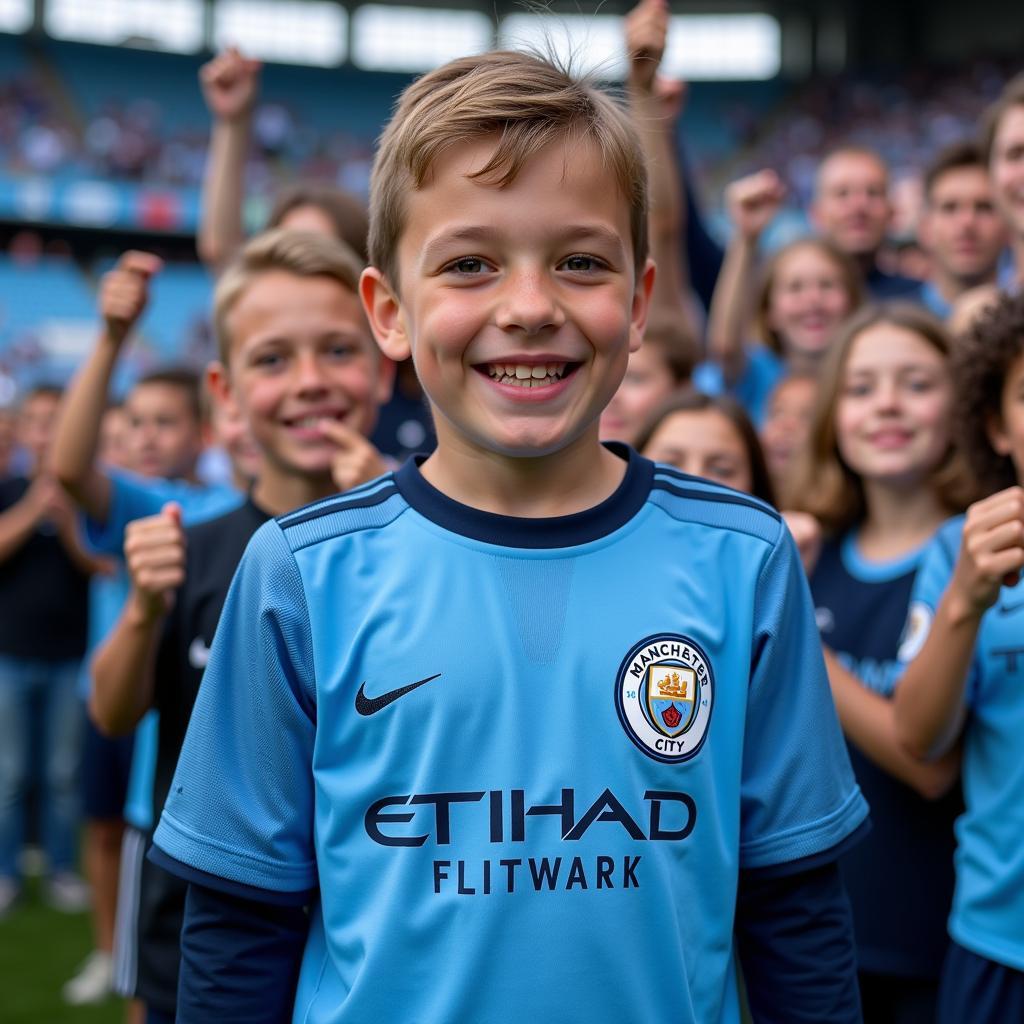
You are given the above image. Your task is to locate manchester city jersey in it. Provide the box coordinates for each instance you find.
[900,516,1024,972]
[155,445,866,1024]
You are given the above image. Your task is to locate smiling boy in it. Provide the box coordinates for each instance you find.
[154,52,867,1024]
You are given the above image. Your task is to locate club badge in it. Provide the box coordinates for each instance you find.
[615,633,714,764]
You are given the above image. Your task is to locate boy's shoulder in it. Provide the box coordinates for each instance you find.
[646,461,782,546]
[272,473,404,552]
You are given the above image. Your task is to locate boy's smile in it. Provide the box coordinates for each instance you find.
[225,270,389,482]
[363,134,653,465]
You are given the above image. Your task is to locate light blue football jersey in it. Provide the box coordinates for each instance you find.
[900,516,1024,971]
[155,447,866,1024]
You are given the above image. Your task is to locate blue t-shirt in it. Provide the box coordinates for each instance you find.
[156,447,866,1024]
[693,345,785,427]
[811,533,959,979]
[83,470,241,830]
[900,516,1024,972]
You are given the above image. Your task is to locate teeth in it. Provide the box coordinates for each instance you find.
[487,362,567,384]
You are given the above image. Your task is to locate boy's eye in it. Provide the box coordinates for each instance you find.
[253,352,284,369]
[327,343,358,360]
[444,257,492,276]
[559,254,604,273]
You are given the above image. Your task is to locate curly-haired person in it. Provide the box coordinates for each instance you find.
[894,291,1024,1023]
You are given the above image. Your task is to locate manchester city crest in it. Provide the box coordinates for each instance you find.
[615,633,714,763]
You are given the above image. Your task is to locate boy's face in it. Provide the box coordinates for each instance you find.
[990,104,1024,241]
[125,383,204,480]
[18,393,60,469]
[920,166,1007,284]
[224,270,391,481]
[812,152,891,259]
[362,135,654,460]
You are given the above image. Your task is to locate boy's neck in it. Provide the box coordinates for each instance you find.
[419,427,628,519]
[252,467,338,518]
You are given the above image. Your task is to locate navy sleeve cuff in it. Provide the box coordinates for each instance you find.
[148,844,315,908]
[741,816,871,880]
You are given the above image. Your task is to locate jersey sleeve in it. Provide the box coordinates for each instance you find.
[739,522,869,870]
[82,471,167,556]
[153,519,318,895]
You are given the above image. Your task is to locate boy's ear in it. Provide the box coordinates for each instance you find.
[628,258,657,354]
[205,361,231,406]
[360,267,411,362]
[204,361,245,440]
[986,408,1012,457]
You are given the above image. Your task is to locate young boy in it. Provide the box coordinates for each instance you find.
[154,52,868,1023]
[89,228,391,1023]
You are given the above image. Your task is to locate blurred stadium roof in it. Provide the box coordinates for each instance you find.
[2,0,1021,79]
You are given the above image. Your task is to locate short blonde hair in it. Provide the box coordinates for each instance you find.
[368,50,649,288]
[213,228,364,365]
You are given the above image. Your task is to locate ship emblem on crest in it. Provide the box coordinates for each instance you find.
[647,666,698,737]
[615,633,714,764]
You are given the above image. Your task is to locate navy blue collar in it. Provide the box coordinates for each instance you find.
[394,442,653,548]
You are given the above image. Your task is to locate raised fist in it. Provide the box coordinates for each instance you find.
[100,251,162,347]
[123,502,186,621]
[725,170,787,243]
[626,0,669,94]
[200,47,262,123]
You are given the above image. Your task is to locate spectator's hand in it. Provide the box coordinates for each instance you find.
[782,510,823,577]
[319,420,388,492]
[626,0,669,94]
[949,487,1024,617]
[27,473,72,526]
[100,251,162,348]
[653,76,688,123]
[123,502,186,622]
[200,47,262,123]
[725,169,787,243]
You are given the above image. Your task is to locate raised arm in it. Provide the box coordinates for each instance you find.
[823,649,960,799]
[50,251,161,522]
[706,170,785,386]
[624,0,698,359]
[197,48,262,274]
[90,502,185,735]
[895,488,1024,759]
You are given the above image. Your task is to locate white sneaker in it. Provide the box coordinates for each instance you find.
[62,950,113,1005]
[45,871,92,913]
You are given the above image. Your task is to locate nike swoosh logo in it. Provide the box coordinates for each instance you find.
[355,674,441,716]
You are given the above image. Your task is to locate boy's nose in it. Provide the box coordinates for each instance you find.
[494,270,565,335]
[293,351,329,394]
